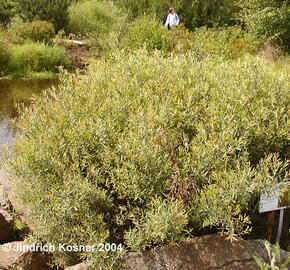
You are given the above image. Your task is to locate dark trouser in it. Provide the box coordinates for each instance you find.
[167,25,172,31]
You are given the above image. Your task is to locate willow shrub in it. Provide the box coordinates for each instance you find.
[191,26,260,59]
[2,51,289,268]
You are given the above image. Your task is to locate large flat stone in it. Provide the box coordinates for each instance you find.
[0,241,55,270]
[65,262,92,270]
[120,234,290,270]
[0,183,15,243]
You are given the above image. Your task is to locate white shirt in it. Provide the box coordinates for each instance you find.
[165,13,180,27]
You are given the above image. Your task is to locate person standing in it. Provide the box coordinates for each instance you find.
[164,7,179,30]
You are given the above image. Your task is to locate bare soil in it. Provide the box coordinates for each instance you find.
[66,46,91,69]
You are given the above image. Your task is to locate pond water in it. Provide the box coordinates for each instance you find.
[0,78,59,153]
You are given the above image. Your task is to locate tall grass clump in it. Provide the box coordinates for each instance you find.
[67,0,126,37]
[2,50,289,268]
[7,42,71,75]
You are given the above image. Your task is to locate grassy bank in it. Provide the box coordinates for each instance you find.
[0,21,71,79]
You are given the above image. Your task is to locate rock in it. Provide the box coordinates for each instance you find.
[0,241,54,270]
[0,184,15,243]
[65,262,92,270]
[120,234,290,270]
[0,212,14,243]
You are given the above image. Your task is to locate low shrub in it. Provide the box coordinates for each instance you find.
[2,50,289,268]
[67,0,126,37]
[123,15,172,53]
[122,22,259,58]
[7,42,71,75]
[192,26,260,59]
[167,24,195,54]
[254,241,290,269]
[14,20,55,43]
[89,31,122,58]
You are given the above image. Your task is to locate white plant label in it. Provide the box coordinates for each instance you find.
[259,183,289,213]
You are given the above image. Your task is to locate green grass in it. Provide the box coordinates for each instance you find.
[7,42,71,76]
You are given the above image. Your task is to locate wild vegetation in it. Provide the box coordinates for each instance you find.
[0,0,289,77]
[0,0,289,269]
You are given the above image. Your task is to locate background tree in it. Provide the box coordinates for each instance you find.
[115,0,182,21]
[14,0,75,31]
[239,0,290,48]
[0,0,15,25]
[179,0,240,30]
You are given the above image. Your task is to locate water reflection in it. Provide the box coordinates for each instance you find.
[0,78,59,151]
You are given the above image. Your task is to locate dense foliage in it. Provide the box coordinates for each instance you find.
[0,19,69,77]
[191,26,259,59]
[3,50,289,268]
